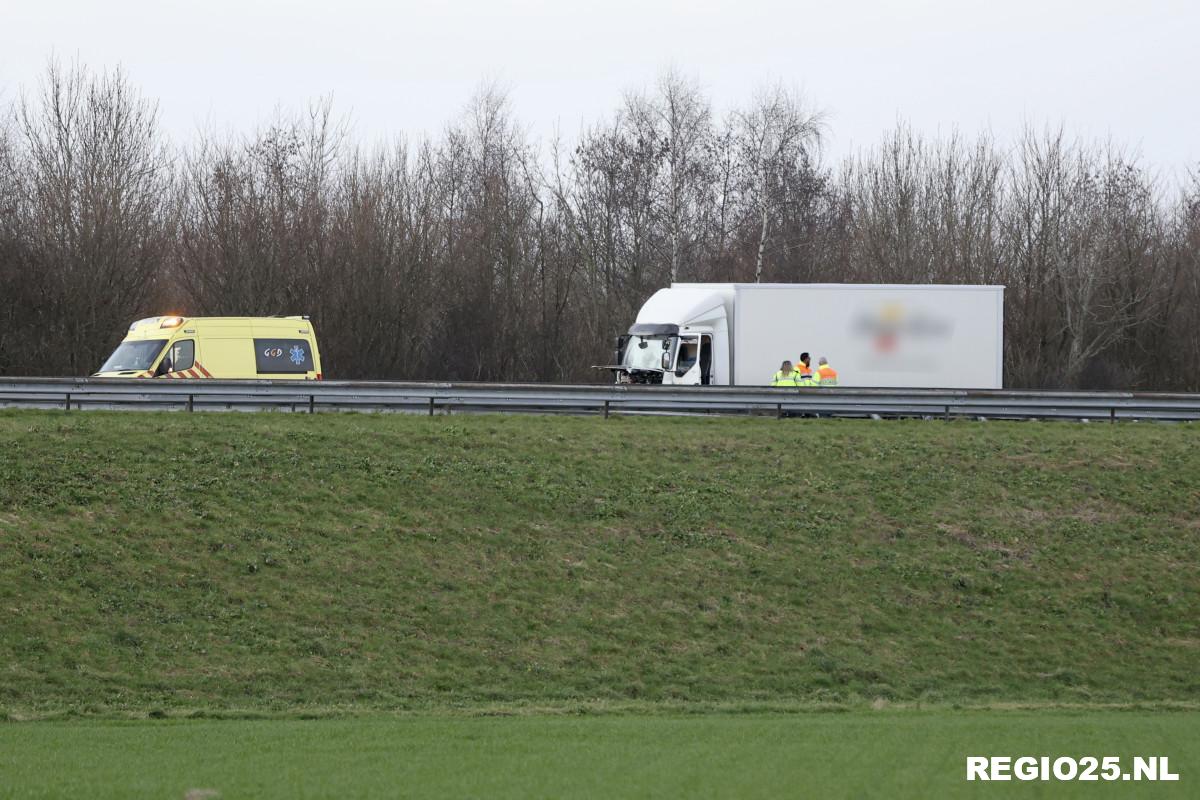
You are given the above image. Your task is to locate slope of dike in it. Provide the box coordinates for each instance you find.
[1,411,1197,716]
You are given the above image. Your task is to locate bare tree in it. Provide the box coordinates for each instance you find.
[176,98,346,319]
[1001,128,1163,387]
[6,60,172,375]
[626,69,714,283]
[736,84,824,282]
[0,105,23,372]
[0,62,1193,389]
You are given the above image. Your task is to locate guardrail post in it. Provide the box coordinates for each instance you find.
[1110,407,1116,424]
[187,394,194,413]
[603,399,610,419]
[428,397,435,417]
[776,403,782,419]
[65,392,71,411]
[944,405,950,422]
[309,395,315,414]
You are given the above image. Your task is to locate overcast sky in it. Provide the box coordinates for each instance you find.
[3,0,1197,180]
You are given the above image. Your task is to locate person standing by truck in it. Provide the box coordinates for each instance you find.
[793,352,817,387]
[796,352,813,381]
[771,361,799,386]
[816,357,839,386]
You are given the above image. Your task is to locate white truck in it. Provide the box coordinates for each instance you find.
[610,283,1004,388]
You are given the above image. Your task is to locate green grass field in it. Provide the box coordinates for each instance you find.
[1,410,1198,796]
[1,711,1195,799]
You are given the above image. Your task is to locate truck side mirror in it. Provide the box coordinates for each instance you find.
[661,352,672,370]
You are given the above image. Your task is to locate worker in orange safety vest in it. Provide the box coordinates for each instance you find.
[816,357,839,386]
[795,352,815,383]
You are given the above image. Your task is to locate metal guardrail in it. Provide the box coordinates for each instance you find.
[1,377,1199,422]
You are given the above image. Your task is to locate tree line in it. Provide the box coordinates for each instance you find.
[1,61,1197,388]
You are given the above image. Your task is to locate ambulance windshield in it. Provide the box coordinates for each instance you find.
[98,339,168,372]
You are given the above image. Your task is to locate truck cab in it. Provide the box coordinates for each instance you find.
[618,327,716,385]
[614,286,734,385]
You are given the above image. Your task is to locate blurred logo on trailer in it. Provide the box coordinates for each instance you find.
[849,303,955,372]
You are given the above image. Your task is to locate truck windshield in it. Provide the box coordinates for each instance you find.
[98,339,168,372]
[622,335,676,371]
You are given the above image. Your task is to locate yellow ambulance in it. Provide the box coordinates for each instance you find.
[94,316,323,380]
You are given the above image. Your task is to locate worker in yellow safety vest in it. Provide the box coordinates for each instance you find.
[771,361,799,386]
[816,357,839,386]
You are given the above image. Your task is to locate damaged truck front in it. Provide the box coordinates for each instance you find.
[607,286,734,385]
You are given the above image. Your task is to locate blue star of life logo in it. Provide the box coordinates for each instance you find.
[289,345,306,366]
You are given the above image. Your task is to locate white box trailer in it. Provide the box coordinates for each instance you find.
[613,283,1004,388]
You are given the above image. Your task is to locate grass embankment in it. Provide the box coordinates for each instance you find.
[1,411,1198,716]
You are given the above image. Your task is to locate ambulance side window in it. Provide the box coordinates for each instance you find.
[254,338,313,374]
[169,340,195,372]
